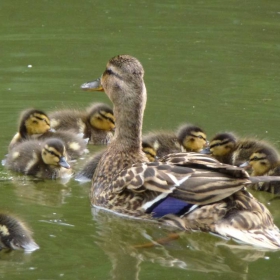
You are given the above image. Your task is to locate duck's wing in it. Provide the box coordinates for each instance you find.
[112,153,248,207]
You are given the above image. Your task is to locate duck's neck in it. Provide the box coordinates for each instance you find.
[112,84,146,151]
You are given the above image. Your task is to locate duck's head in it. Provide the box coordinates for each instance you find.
[207,132,237,157]
[142,141,157,162]
[19,109,51,138]
[242,146,280,176]
[0,213,39,251]
[81,55,145,105]
[41,138,71,169]
[81,55,146,148]
[87,103,115,131]
[177,125,208,152]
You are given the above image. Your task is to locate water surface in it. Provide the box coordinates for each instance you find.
[1,0,280,279]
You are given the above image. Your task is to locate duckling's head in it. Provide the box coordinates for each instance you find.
[19,109,51,138]
[247,146,280,176]
[41,138,70,169]
[0,213,39,251]
[142,141,157,162]
[87,103,115,131]
[232,139,266,166]
[177,125,208,152]
[208,132,237,157]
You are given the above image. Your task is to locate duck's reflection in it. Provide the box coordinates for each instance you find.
[11,179,72,207]
[92,207,269,280]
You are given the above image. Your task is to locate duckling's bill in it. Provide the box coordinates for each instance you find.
[59,157,71,169]
[81,78,103,91]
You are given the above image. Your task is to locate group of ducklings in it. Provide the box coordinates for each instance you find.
[2,97,280,251]
[1,102,115,251]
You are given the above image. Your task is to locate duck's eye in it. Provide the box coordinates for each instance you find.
[260,162,267,166]
[32,120,38,124]
[105,69,113,75]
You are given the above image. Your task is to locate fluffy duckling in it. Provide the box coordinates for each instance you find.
[232,139,269,166]
[9,109,51,150]
[9,108,88,159]
[142,132,182,159]
[0,213,39,251]
[206,132,237,164]
[39,130,88,159]
[75,150,104,182]
[5,138,72,179]
[177,124,208,152]
[49,103,115,145]
[205,132,266,166]
[241,146,280,194]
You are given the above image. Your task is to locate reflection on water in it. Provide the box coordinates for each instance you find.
[92,208,269,280]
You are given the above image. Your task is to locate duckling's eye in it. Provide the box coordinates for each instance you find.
[32,120,38,124]
[260,162,267,166]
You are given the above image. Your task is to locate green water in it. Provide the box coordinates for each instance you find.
[1,0,280,279]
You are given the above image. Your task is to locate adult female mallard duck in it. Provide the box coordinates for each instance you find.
[0,213,39,251]
[49,103,115,145]
[81,54,280,249]
[9,108,88,159]
[5,138,72,179]
[177,124,208,152]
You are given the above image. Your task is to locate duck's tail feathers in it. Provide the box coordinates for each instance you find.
[215,225,280,250]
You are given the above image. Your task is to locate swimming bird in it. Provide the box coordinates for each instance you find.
[5,138,72,179]
[177,124,208,152]
[9,108,88,159]
[49,103,115,145]
[0,213,39,251]
[81,54,280,249]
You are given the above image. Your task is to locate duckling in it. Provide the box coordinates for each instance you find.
[205,132,237,164]
[9,109,51,150]
[232,138,269,166]
[142,132,182,159]
[75,150,105,182]
[39,130,88,159]
[9,108,88,159]
[241,146,280,194]
[142,141,158,162]
[0,213,39,251]
[205,132,266,166]
[5,138,72,179]
[177,124,208,152]
[49,103,115,145]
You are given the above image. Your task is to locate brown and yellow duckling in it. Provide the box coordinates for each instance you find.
[49,103,115,145]
[204,132,237,164]
[142,132,182,160]
[205,132,266,166]
[177,124,208,152]
[0,213,39,251]
[5,138,72,179]
[81,54,280,249]
[9,108,88,159]
[9,109,51,150]
[240,146,280,194]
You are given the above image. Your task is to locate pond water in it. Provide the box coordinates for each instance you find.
[1,0,280,279]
